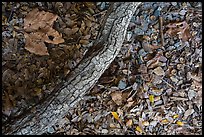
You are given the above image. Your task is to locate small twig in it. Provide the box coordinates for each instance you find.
[162,79,177,91]
[92,10,107,17]
[127,62,131,83]
[159,16,165,47]
[170,97,189,101]
[7,4,15,23]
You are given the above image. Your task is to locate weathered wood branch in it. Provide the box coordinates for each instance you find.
[2,2,141,135]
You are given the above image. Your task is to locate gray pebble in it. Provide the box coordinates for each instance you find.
[159,56,167,63]
[126,31,133,42]
[171,2,177,6]
[134,28,144,35]
[174,41,181,48]
[2,31,12,37]
[142,23,149,31]
[138,48,147,57]
[154,100,163,106]
[154,7,162,17]
[101,129,109,134]
[142,3,151,9]
[118,80,127,90]
[166,46,175,51]
[96,2,101,6]
[166,14,173,20]
[47,127,55,134]
[21,129,29,134]
[151,40,158,46]
[188,90,197,100]
[146,30,153,35]
[36,2,43,6]
[100,2,106,10]
[179,9,187,16]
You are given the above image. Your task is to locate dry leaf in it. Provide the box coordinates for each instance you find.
[64,28,72,37]
[84,2,95,8]
[135,126,143,133]
[166,21,191,41]
[85,14,96,22]
[111,92,123,106]
[79,39,89,45]
[85,19,92,28]
[184,109,194,119]
[176,121,184,126]
[141,73,152,82]
[173,114,179,119]
[109,123,117,128]
[24,8,58,32]
[111,91,129,106]
[160,119,169,124]
[138,64,147,74]
[100,76,115,84]
[44,28,65,44]
[142,121,150,126]
[83,34,91,40]
[138,117,144,132]
[149,95,154,103]
[24,8,64,55]
[24,32,49,55]
[126,119,133,127]
[111,112,120,121]
[153,67,165,76]
[3,92,13,116]
[72,27,79,34]
[123,101,134,109]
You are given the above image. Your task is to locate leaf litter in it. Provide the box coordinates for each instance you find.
[24,8,64,55]
[2,2,202,135]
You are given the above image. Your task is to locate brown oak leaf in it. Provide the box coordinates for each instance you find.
[24,8,64,55]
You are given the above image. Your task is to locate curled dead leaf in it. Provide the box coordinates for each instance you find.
[166,21,191,41]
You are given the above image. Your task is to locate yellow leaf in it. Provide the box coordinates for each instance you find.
[149,95,154,103]
[173,114,179,119]
[161,119,169,124]
[111,112,120,121]
[176,121,184,126]
[135,126,142,133]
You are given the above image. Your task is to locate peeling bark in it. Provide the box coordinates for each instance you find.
[2,2,141,135]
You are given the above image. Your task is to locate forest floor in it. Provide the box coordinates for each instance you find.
[2,2,202,135]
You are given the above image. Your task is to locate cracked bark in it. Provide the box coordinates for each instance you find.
[2,2,141,135]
